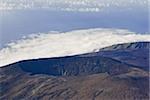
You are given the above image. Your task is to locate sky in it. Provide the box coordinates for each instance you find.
[0,0,148,12]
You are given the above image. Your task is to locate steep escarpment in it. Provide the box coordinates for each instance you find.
[0,42,149,100]
[80,42,150,71]
[100,42,149,50]
[2,56,132,76]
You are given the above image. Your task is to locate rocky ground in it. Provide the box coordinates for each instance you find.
[0,42,149,100]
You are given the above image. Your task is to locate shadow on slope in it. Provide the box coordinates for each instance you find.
[0,42,149,100]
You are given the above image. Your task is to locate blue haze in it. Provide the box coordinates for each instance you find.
[0,8,149,48]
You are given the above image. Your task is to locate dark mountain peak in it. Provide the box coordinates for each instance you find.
[100,42,150,51]
[78,42,149,71]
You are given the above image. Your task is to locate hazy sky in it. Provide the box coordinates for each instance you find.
[0,0,149,48]
[0,0,148,11]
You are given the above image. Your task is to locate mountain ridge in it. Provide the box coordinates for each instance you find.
[0,42,149,100]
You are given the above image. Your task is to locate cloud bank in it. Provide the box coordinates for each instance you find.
[0,28,150,67]
[0,0,148,12]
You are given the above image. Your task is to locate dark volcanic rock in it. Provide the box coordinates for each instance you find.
[0,42,149,100]
[80,42,150,71]
[100,42,150,50]
[2,56,133,76]
[0,68,149,100]
[99,42,150,71]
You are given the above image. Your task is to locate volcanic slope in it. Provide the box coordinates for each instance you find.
[0,42,149,100]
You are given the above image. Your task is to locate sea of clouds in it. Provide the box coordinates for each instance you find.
[0,28,150,67]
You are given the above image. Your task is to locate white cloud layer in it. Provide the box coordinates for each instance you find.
[0,0,148,12]
[0,28,150,67]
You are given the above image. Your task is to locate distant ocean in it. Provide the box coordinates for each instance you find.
[0,8,148,48]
